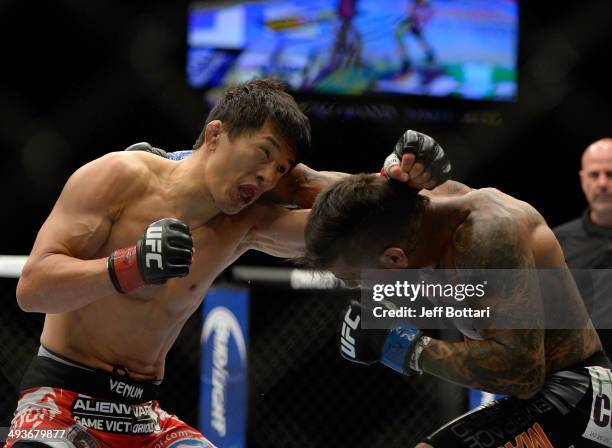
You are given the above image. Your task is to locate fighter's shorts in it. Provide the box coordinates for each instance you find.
[422,351,612,447]
[5,346,215,448]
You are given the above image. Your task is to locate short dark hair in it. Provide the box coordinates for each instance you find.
[300,174,428,269]
[193,78,311,162]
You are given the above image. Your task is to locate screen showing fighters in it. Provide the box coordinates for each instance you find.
[187,0,519,101]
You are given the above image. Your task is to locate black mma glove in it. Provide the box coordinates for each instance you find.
[339,300,430,375]
[107,218,193,293]
[381,130,451,188]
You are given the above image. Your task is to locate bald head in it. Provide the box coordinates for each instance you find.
[582,138,612,166]
[580,138,612,226]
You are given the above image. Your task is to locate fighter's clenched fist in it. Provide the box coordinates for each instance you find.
[108,218,193,293]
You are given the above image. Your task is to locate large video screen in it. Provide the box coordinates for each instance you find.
[187,0,518,101]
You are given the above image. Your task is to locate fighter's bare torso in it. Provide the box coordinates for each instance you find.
[421,182,601,375]
[40,151,300,380]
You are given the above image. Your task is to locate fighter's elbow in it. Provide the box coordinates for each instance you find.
[511,352,546,398]
[16,268,44,313]
[515,379,545,399]
[16,280,35,312]
[518,376,545,399]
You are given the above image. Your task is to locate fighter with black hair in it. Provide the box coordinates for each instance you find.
[302,172,611,447]
[10,79,448,447]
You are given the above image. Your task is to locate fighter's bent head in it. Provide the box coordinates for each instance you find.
[301,174,427,271]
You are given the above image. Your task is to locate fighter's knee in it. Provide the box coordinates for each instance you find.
[414,443,434,448]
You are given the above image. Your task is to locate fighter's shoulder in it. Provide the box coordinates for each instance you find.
[453,191,536,268]
[464,187,544,224]
[75,151,148,178]
[65,152,151,200]
[429,180,473,197]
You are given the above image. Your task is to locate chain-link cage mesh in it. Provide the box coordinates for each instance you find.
[0,278,465,447]
[246,285,464,447]
[0,279,44,427]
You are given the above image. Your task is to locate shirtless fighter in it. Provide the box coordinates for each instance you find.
[301,174,612,447]
[9,78,449,447]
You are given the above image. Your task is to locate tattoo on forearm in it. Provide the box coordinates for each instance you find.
[420,331,545,396]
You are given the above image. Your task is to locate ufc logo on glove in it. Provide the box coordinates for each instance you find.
[145,226,163,269]
[341,309,360,359]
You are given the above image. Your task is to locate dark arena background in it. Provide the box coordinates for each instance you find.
[1,1,612,447]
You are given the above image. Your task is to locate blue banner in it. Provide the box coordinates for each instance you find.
[199,287,249,448]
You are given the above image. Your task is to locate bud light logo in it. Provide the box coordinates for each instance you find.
[200,289,248,448]
[202,307,246,437]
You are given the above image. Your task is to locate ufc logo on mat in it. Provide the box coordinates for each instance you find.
[341,309,360,358]
[145,226,163,269]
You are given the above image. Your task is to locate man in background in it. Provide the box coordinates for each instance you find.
[554,138,612,355]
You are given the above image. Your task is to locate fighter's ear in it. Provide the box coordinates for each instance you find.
[380,247,409,269]
[204,120,223,150]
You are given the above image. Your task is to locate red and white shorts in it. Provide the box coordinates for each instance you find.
[5,347,215,448]
[6,387,214,448]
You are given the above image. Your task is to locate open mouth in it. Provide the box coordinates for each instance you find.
[238,185,257,206]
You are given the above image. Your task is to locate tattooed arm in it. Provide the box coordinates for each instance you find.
[418,214,546,398]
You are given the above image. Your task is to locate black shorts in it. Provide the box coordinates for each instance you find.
[423,351,612,447]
